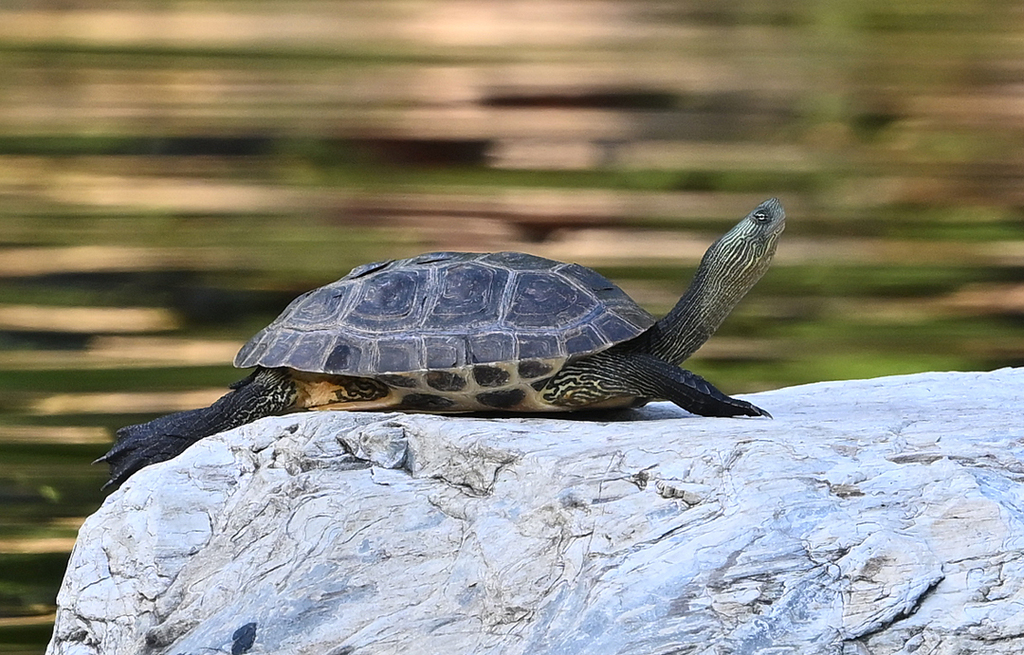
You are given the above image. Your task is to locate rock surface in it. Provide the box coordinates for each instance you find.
[48,369,1024,655]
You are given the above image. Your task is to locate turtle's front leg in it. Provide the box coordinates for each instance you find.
[543,351,769,418]
[624,353,770,417]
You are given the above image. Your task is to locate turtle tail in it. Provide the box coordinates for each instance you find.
[97,368,296,490]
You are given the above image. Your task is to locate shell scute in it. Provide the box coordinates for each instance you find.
[260,335,296,369]
[592,312,645,344]
[514,334,564,360]
[557,262,616,292]
[467,331,517,364]
[288,288,350,328]
[422,334,465,369]
[348,269,425,329]
[506,272,594,327]
[324,341,358,372]
[286,333,334,372]
[376,338,417,372]
[563,324,606,355]
[425,262,506,329]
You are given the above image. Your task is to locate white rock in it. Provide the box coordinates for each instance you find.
[47,369,1024,654]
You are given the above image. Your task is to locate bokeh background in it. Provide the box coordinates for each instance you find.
[2,1,1023,652]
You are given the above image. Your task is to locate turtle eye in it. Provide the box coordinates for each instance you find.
[752,210,770,223]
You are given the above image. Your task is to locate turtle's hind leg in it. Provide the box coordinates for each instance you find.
[98,368,297,490]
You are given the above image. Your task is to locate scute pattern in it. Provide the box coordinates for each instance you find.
[234,251,655,375]
[349,270,426,327]
[507,272,590,327]
[426,262,506,329]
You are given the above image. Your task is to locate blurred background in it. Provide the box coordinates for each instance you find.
[1,0,1023,652]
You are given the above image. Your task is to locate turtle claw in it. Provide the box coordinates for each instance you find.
[716,396,771,419]
[745,402,772,419]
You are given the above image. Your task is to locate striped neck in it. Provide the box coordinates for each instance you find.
[643,199,785,365]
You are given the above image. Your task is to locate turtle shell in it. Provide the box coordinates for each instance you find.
[234,251,654,376]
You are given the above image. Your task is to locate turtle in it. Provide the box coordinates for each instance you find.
[100,198,785,488]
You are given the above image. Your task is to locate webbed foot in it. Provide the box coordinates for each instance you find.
[97,407,220,490]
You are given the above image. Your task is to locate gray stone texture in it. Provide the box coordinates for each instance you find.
[48,368,1024,655]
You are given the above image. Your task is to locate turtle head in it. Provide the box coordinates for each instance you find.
[717,197,785,267]
[643,198,786,365]
[698,197,786,293]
